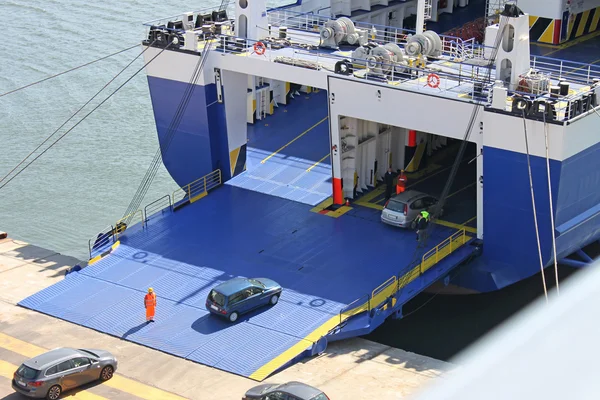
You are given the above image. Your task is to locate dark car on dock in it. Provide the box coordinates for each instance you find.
[206,277,282,322]
[243,381,329,400]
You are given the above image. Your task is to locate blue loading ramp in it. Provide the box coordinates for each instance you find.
[226,90,333,206]
[18,185,476,381]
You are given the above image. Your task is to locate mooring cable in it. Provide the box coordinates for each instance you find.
[0,44,139,98]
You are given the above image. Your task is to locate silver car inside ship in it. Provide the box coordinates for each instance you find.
[381,190,440,228]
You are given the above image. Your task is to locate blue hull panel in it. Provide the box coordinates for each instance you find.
[455,142,600,292]
[146,76,227,187]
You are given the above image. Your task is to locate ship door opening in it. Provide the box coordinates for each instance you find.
[339,117,478,233]
[225,74,332,206]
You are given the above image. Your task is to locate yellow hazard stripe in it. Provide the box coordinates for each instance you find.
[0,332,187,400]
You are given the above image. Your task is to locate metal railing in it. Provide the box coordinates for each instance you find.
[530,55,600,85]
[335,228,469,326]
[420,228,468,273]
[265,9,477,60]
[144,195,173,223]
[87,170,222,259]
[88,225,116,259]
[172,169,222,206]
[142,3,235,28]
[115,210,144,241]
[218,34,495,102]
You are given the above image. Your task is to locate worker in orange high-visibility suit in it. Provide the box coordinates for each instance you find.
[396,170,407,194]
[144,288,157,323]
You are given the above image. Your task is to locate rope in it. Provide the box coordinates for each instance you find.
[122,45,210,219]
[121,42,212,221]
[0,41,156,185]
[543,109,559,295]
[521,109,549,302]
[0,41,173,192]
[0,44,139,98]
[393,15,510,298]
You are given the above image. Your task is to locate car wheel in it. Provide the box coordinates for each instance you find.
[270,294,280,305]
[229,311,239,322]
[100,365,114,381]
[46,385,61,400]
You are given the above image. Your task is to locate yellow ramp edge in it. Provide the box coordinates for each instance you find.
[251,231,470,381]
[0,333,187,400]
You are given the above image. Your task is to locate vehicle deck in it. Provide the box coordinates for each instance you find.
[17,75,478,381]
[0,236,454,400]
[227,90,332,206]
[18,184,473,380]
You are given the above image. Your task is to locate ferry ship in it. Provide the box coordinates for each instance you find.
[18,0,600,382]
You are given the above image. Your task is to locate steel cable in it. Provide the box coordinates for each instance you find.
[0,41,173,192]
[0,41,156,185]
[0,44,139,98]
[393,15,510,301]
[121,42,212,221]
[121,45,210,219]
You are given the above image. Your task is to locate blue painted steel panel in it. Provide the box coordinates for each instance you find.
[19,184,472,379]
[146,76,221,187]
[555,140,600,226]
[462,143,600,293]
[227,91,332,205]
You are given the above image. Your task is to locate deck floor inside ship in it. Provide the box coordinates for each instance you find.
[226,90,333,205]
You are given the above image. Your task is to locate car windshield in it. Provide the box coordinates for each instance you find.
[248,279,265,288]
[17,364,39,379]
[310,394,329,400]
[386,200,405,213]
[78,349,99,358]
[208,290,226,306]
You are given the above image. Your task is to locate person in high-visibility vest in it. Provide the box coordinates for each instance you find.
[415,210,430,246]
[396,170,407,194]
[144,288,157,323]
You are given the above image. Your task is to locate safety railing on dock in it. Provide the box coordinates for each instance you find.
[144,194,172,223]
[88,225,116,259]
[172,169,222,208]
[337,228,469,325]
[87,169,222,259]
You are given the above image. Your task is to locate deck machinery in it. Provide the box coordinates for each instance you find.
[18,0,600,383]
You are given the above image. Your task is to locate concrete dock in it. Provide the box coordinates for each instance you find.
[0,235,455,399]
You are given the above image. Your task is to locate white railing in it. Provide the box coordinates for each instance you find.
[265,9,479,61]
[142,2,236,28]
[218,34,494,101]
[530,55,600,85]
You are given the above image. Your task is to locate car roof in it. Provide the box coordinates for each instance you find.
[390,190,429,203]
[278,381,323,398]
[23,348,81,370]
[212,277,253,296]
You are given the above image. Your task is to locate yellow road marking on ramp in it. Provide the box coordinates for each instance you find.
[261,116,328,164]
[0,332,187,400]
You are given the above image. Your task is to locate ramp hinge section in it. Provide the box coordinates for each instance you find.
[215,68,223,103]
